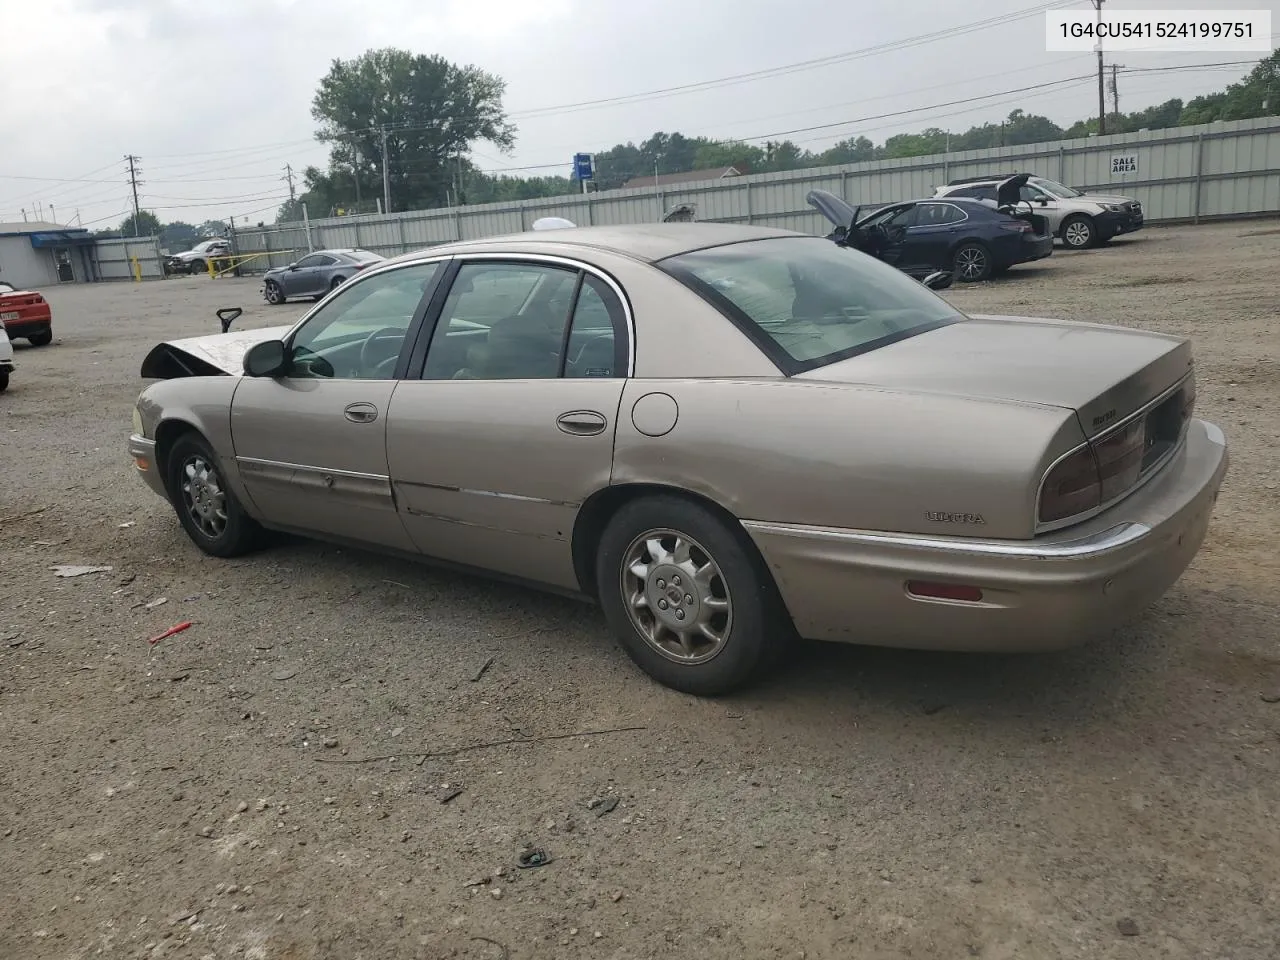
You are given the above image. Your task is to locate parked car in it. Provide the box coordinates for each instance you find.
[0,279,53,346]
[0,318,14,391]
[262,249,386,304]
[935,173,1143,249]
[808,185,1053,282]
[129,224,1226,696]
[166,238,233,276]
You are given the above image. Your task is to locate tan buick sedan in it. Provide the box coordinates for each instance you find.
[129,224,1227,695]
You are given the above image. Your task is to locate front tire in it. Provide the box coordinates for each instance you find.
[264,280,286,305]
[27,330,53,347]
[0,370,9,392]
[1061,215,1096,249]
[189,259,206,275]
[595,495,787,695]
[952,241,992,282]
[166,432,263,558]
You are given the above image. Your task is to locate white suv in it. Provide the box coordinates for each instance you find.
[935,174,1143,249]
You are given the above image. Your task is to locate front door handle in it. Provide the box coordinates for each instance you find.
[344,402,379,424]
[556,410,607,436]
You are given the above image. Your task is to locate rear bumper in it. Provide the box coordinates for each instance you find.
[128,434,168,498]
[2,313,51,337]
[1014,234,1054,264]
[743,418,1227,652]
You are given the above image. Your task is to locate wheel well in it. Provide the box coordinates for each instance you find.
[1058,212,1093,235]
[153,420,200,491]
[571,483,755,601]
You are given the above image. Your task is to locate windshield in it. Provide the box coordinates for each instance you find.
[662,236,963,373]
[1034,178,1081,199]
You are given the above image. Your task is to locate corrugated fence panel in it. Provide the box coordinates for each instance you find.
[92,236,163,280]
[218,116,1280,272]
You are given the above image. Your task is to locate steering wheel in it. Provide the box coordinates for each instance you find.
[359,327,405,376]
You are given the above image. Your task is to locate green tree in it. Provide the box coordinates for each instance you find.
[311,47,515,212]
[120,210,161,237]
[693,139,766,171]
[816,136,878,165]
[159,220,199,251]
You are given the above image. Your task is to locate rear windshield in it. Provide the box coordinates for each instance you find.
[351,250,384,262]
[662,236,963,373]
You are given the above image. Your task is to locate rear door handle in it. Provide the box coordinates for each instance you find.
[556,410,608,436]
[344,402,379,424]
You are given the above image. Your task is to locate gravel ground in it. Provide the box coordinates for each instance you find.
[2,223,1279,960]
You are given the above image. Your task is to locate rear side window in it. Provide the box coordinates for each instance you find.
[917,203,966,226]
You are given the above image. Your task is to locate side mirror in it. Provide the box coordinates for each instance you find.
[923,271,954,290]
[287,262,298,271]
[243,340,288,377]
[1036,197,1049,205]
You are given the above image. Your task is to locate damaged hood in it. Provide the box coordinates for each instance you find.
[140,325,292,378]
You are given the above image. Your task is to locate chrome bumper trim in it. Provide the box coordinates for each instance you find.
[740,520,1152,561]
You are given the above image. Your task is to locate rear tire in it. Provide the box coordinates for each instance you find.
[330,275,345,291]
[595,495,788,695]
[952,241,992,282]
[0,370,9,392]
[27,330,52,347]
[1061,215,1096,249]
[166,432,264,558]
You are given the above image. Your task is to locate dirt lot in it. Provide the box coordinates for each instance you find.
[2,223,1279,960]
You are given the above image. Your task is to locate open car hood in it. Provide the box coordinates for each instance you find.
[140,325,292,378]
[806,189,860,231]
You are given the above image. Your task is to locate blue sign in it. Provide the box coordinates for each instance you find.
[573,153,594,181]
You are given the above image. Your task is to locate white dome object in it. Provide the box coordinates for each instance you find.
[531,217,577,231]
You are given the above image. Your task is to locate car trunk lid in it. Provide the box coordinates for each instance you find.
[797,313,1193,439]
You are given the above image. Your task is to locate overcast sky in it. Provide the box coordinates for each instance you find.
[1,0,1274,230]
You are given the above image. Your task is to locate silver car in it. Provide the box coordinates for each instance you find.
[263,249,385,304]
[130,224,1226,695]
[935,174,1144,249]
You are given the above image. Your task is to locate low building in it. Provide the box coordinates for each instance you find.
[0,221,96,288]
[622,166,744,190]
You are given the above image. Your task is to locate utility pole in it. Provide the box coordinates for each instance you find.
[125,154,143,235]
[1109,63,1124,118]
[349,138,362,212]
[380,125,391,215]
[283,163,297,202]
[1093,0,1106,135]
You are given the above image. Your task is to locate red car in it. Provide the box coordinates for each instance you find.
[0,280,53,346]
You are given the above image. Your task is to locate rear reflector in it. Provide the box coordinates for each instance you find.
[906,580,984,603]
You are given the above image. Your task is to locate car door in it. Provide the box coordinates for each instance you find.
[1020,184,1062,231]
[906,201,968,271]
[285,254,335,297]
[385,257,631,591]
[853,203,915,268]
[230,260,446,550]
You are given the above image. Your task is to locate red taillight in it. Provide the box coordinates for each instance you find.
[998,220,1032,232]
[1039,446,1101,523]
[354,263,368,270]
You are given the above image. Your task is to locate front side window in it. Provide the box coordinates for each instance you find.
[663,236,963,373]
[287,262,441,379]
[296,254,335,269]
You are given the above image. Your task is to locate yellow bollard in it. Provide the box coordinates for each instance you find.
[130,256,141,282]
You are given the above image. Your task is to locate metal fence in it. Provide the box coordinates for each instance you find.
[92,236,164,281]
[230,115,1280,272]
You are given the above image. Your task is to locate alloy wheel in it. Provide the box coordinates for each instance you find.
[620,528,733,664]
[955,246,987,281]
[1064,220,1092,248]
[180,454,228,540]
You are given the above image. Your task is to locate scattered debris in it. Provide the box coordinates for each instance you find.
[471,656,496,682]
[237,801,249,813]
[118,521,136,529]
[322,737,339,749]
[4,633,22,648]
[517,848,551,869]
[490,887,503,899]
[170,671,190,682]
[272,669,297,681]
[611,891,624,903]
[312,724,647,765]
[148,621,193,646]
[470,935,510,959]
[383,579,411,589]
[0,505,47,524]
[595,797,619,818]
[1116,917,1141,937]
[145,597,168,610]
[1261,692,1280,704]
[438,785,464,804]
[119,573,137,586]
[198,826,214,838]
[51,564,113,578]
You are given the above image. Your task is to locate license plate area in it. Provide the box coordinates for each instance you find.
[0,311,18,321]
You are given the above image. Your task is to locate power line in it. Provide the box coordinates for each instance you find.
[507,0,1078,119]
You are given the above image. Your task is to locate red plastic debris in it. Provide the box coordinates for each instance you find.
[149,621,193,645]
